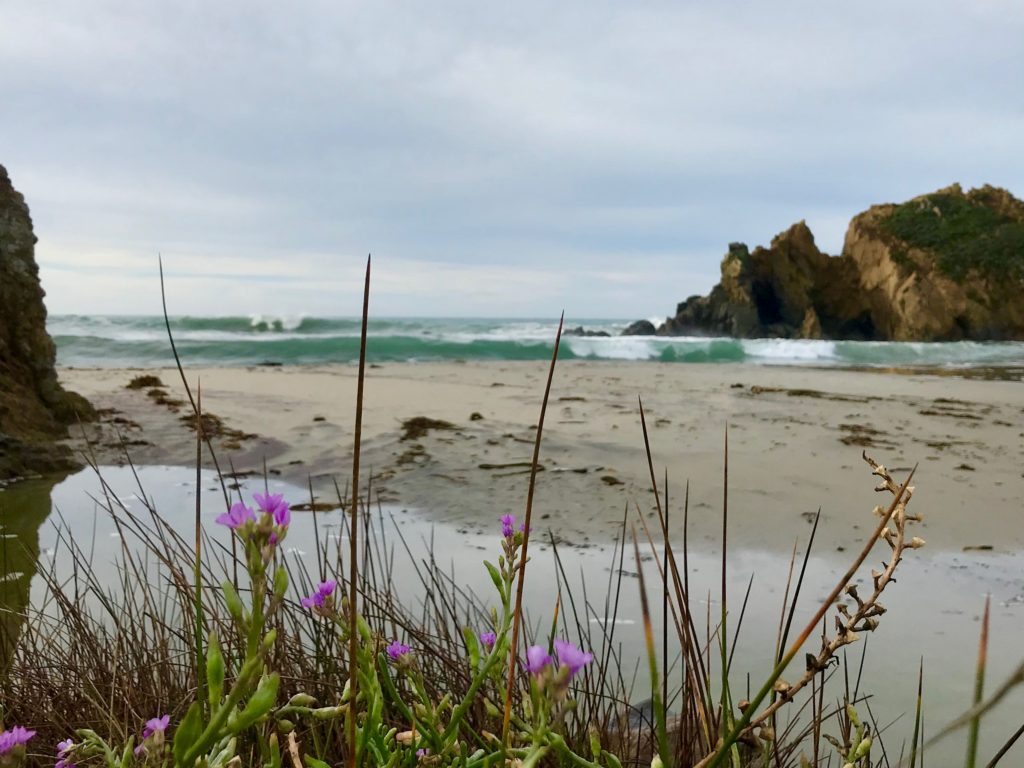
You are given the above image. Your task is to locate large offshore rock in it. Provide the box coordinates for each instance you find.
[0,164,94,480]
[620,319,656,336]
[658,185,1024,341]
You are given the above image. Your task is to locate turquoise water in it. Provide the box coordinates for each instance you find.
[49,315,1024,369]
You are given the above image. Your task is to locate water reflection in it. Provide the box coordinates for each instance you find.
[0,472,66,675]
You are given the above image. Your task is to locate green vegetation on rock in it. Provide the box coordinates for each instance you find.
[881,192,1024,281]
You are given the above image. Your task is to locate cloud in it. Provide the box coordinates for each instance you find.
[4,0,1023,317]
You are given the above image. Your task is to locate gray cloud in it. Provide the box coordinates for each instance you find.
[3,0,1022,317]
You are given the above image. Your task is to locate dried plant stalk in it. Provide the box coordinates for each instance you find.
[746,453,923,732]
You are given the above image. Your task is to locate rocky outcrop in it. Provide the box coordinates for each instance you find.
[0,164,94,480]
[564,326,611,337]
[621,319,656,336]
[658,185,1024,341]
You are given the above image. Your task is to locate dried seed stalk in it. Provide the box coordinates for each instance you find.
[747,453,923,732]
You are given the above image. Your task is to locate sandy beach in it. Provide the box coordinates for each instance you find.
[58,361,1024,556]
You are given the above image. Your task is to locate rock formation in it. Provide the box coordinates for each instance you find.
[659,184,1024,341]
[621,319,656,336]
[564,326,611,337]
[0,164,94,481]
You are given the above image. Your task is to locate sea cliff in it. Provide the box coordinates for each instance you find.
[0,164,94,481]
[658,184,1024,341]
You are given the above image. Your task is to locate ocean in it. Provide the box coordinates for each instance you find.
[49,314,1024,370]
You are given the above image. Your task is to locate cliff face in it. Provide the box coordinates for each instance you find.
[659,184,1024,341]
[0,164,94,480]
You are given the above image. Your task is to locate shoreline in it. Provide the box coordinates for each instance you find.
[56,360,1024,556]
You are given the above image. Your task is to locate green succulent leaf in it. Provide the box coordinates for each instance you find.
[231,672,281,734]
[273,565,289,600]
[207,631,225,710]
[222,581,246,626]
[462,626,481,669]
[484,560,504,597]
[173,701,204,766]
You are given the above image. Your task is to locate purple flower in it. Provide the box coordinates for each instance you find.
[0,726,35,754]
[216,502,255,530]
[479,631,496,649]
[554,639,593,678]
[524,644,552,674]
[134,714,170,757]
[141,715,170,741]
[416,747,430,758]
[56,738,76,768]
[300,579,336,609]
[500,514,515,538]
[255,492,291,527]
[386,640,411,661]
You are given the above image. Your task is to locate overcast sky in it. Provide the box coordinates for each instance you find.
[3,1,1022,319]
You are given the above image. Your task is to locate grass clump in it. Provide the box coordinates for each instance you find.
[880,192,1024,281]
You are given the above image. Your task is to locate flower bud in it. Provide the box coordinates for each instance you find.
[287,693,317,708]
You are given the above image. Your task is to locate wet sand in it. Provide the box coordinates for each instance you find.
[58,361,1024,556]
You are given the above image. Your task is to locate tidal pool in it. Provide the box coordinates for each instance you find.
[2,465,1022,763]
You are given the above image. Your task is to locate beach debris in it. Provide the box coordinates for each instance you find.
[178,411,255,449]
[146,388,185,409]
[919,408,982,420]
[396,444,427,465]
[469,412,484,421]
[478,461,539,470]
[748,385,871,403]
[290,501,339,512]
[600,475,623,486]
[838,423,896,448]
[400,416,455,441]
[126,374,164,389]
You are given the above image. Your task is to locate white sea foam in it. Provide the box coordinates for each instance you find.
[249,313,306,331]
[742,338,838,362]
[565,337,661,360]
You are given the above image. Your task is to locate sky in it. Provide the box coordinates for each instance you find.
[2,1,1023,319]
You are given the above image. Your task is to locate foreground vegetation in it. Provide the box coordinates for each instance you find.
[0,452,941,768]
